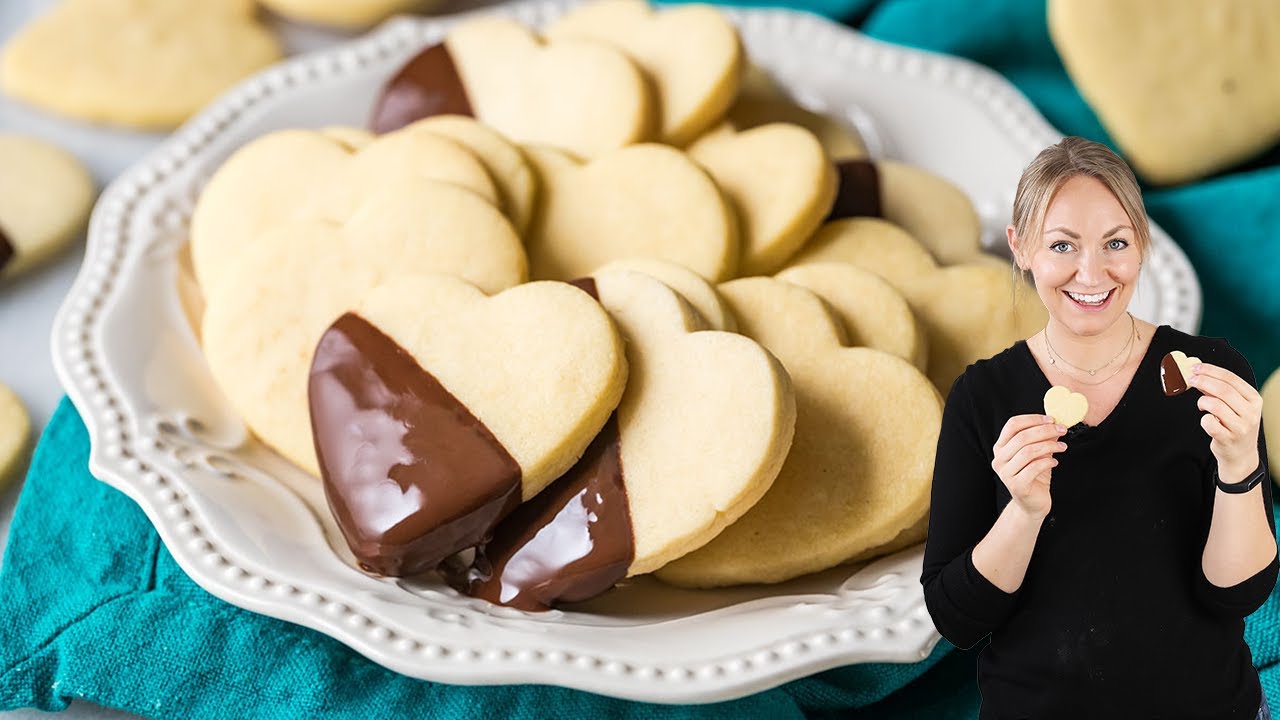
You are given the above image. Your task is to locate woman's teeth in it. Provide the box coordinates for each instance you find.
[1066,289,1112,306]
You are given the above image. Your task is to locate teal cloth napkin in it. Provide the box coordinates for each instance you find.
[3,0,1280,717]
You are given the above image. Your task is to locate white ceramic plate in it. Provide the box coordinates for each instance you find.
[50,0,1202,704]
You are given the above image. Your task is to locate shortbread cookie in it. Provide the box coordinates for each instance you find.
[370,16,652,159]
[827,159,983,265]
[190,127,504,295]
[1048,0,1280,185]
[0,134,95,280]
[523,144,739,281]
[1044,385,1088,428]
[400,116,537,235]
[776,262,927,371]
[0,0,280,128]
[1261,368,1280,486]
[319,127,375,151]
[309,274,627,575]
[688,123,837,276]
[1160,350,1201,397]
[260,0,437,29]
[846,512,928,565]
[656,277,942,587]
[787,218,1046,395]
[446,269,795,609]
[721,67,867,161]
[546,0,742,147]
[594,257,737,332]
[201,183,527,476]
[0,383,31,493]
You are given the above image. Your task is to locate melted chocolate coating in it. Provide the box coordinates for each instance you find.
[309,312,522,576]
[826,159,882,221]
[370,43,475,134]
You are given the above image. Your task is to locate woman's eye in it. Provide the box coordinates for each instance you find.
[1051,242,1072,253]
[1108,239,1130,250]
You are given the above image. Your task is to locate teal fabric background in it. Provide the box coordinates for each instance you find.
[3,0,1279,717]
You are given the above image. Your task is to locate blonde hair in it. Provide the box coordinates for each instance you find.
[1010,137,1151,280]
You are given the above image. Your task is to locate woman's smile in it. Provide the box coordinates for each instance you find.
[1063,287,1116,311]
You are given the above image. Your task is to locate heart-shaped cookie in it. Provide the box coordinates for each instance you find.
[594,257,737,332]
[545,0,743,147]
[260,0,438,29]
[1049,0,1280,185]
[687,122,837,276]
[0,0,280,128]
[0,383,31,494]
[0,134,95,281]
[656,277,942,587]
[201,182,527,476]
[717,64,868,161]
[309,274,628,576]
[1160,350,1202,396]
[370,16,653,159]
[1044,385,1089,428]
[523,144,739,281]
[445,268,795,608]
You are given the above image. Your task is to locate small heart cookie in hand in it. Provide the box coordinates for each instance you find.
[1044,385,1088,428]
[1160,350,1201,397]
[309,275,628,576]
[1,0,281,129]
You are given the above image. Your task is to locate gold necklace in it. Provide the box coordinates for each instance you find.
[1044,313,1136,384]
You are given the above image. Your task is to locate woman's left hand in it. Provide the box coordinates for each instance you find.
[1189,362,1262,480]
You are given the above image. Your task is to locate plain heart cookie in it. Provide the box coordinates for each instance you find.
[656,277,942,587]
[370,16,653,159]
[1160,350,1202,397]
[0,383,31,493]
[593,257,737,332]
[0,134,95,281]
[687,122,837,276]
[1048,0,1280,185]
[1044,385,1089,428]
[0,0,281,128]
[309,274,628,576]
[719,65,867,161]
[523,144,739,282]
[545,0,743,147]
[444,268,795,609]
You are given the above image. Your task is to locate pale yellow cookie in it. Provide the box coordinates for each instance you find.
[1261,367,1280,486]
[787,218,1047,396]
[687,123,837,276]
[1044,385,1088,428]
[523,144,739,282]
[0,134,95,281]
[0,0,280,128]
[261,0,439,29]
[0,383,31,493]
[775,262,927,371]
[1048,0,1280,185]
[845,513,928,565]
[201,181,527,475]
[594,257,737,332]
[319,127,376,151]
[656,277,942,587]
[546,0,742,147]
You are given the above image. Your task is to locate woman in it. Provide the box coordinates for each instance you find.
[920,136,1278,720]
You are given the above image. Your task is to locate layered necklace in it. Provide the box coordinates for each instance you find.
[1044,312,1137,386]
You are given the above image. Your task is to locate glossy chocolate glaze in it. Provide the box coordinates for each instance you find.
[826,159,882,221]
[1160,353,1189,396]
[309,312,521,576]
[370,43,475,134]
[0,223,13,274]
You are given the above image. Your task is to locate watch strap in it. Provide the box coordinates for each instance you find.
[1215,463,1268,494]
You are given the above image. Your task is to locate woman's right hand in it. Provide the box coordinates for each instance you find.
[992,414,1068,520]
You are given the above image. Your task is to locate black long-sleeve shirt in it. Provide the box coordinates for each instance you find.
[921,324,1278,720]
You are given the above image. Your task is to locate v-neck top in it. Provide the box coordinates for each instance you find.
[920,324,1278,720]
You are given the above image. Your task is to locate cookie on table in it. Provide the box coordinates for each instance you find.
[786,218,1046,397]
[309,273,628,576]
[523,144,739,282]
[189,127,505,295]
[776,262,927,372]
[0,134,95,281]
[827,159,983,266]
[446,268,796,609]
[594,257,737,332]
[0,383,31,493]
[0,0,280,129]
[1262,368,1280,487]
[656,277,942,588]
[687,122,837,276]
[1049,0,1280,185]
[545,0,743,147]
[260,0,438,29]
[200,181,527,477]
[370,16,653,159]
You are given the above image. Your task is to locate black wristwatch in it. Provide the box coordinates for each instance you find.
[1214,463,1268,494]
